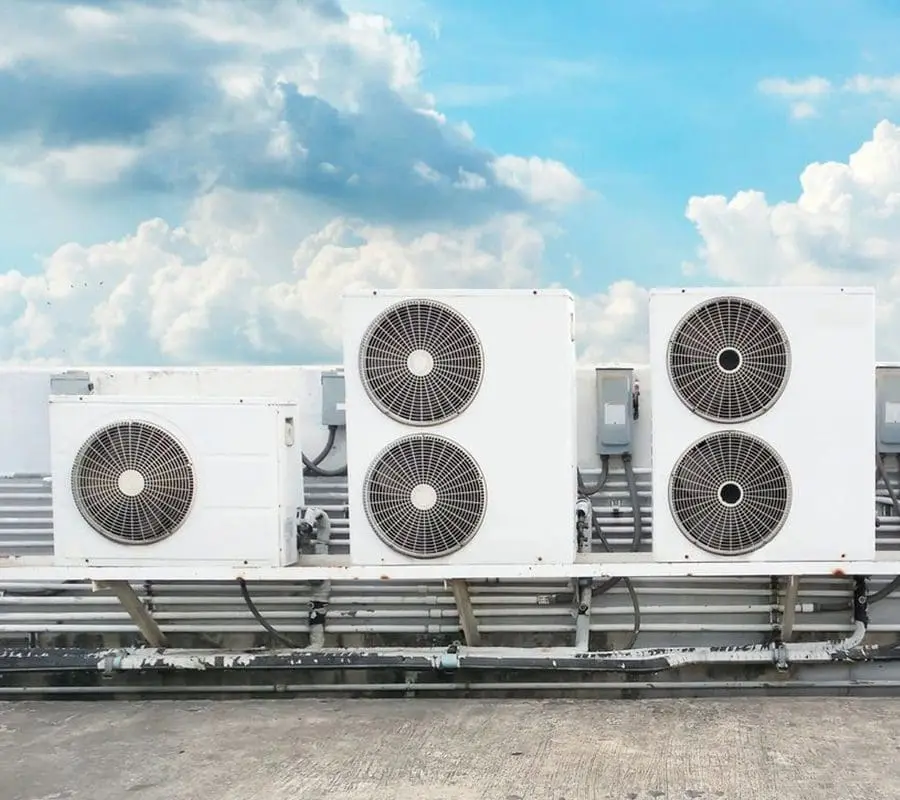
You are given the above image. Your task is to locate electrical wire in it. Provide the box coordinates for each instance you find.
[237,578,304,649]
[593,511,642,649]
[577,454,609,496]
[580,452,642,648]
[302,425,348,478]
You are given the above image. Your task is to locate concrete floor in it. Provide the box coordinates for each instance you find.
[2,698,899,800]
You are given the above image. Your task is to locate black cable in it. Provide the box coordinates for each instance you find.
[237,578,304,649]
[577,455,609,496]
[819,453,900,612]
[302,425,348,478]
[591,483,642,649]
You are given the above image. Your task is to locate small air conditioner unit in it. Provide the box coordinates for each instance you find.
[49,395,302,567]
[649,286,875,564]
[342,289,578,566]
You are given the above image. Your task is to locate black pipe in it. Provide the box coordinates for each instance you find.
[0,640,883,677]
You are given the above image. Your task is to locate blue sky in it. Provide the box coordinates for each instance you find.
[2,0,900,364]
[403,0,900,287]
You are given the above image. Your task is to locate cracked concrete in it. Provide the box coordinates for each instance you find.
[2,698,900,799]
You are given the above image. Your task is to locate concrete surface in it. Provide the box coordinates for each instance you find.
[1,698,899,800]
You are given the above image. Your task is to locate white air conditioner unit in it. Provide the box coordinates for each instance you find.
[649,286,875,564]
[342,289,578,566]
[49,396,302,567]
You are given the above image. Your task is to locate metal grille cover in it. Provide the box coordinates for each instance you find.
[667,296,791,423]
[364,434,487,558]
[71,421,195,545]
[359,298,484,426]
[668,431,792,555]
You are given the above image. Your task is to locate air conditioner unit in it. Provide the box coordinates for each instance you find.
[49,396,302,567]
[342,289,578,566]
[649,287,875,564]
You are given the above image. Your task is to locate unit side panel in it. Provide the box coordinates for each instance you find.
[343,293,577,566]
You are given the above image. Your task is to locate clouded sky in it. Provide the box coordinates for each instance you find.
[3,0,900,364]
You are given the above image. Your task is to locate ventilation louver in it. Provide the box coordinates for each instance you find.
[359,298,484,425]
[669,431,791,555]
[71,421,195,544]
[364,433,487,558]
[667,296,791,423]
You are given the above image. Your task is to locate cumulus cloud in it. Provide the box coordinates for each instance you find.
[0,188,548,364]
[0,0,585,224]
[685,119,900,357]
[0,0,596,365]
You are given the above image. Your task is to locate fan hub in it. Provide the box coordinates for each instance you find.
[716,347,742,374]
[117,469,146,498]
[407,349,435,378]
[717,481,743,507]
[410,483,438,511]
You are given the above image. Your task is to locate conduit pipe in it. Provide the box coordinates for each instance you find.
[0,618,870,675]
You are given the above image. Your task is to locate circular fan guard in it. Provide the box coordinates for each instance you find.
[364,434,487,558]
[71,421,195,545]
[359,299,484,426]
[667,296,791,423]
[668,431,791,555]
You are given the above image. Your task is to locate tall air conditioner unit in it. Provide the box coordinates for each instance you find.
[342,289,578,566]
[50,396,302,567]
[649,287,875,565]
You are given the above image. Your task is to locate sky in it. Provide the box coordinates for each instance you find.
[3,0,900,365]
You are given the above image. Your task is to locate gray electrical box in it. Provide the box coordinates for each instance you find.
[596,368,634,455]
[50,370,93,396]
[878,367,900,453]
[321,370,346,427]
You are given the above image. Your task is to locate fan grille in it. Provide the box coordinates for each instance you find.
[359,298,484,426]
[667,296,791,423]
[71,420,195,545]
[364,434,487,558]
[668,431,792,555]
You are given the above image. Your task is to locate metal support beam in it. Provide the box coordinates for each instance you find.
[448,579,481,646]
[781,576,801,642]
[93,581,168,648]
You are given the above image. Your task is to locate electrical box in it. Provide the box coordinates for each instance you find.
[50,370,93,396]
[596,368,634,455]
[321,370,346,427]
[878,367,900,453]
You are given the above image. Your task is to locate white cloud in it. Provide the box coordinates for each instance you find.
[757,76,832,119]
[0,143,141,186]
[0,0,603,367]
[757,77,832,98]
[844,74,900,98]
[491,155,589,208]
[685,119,900,358]
[0,189,549,364]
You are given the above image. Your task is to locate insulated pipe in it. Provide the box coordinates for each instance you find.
[0,621,871,675]
[2,679,897,697]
